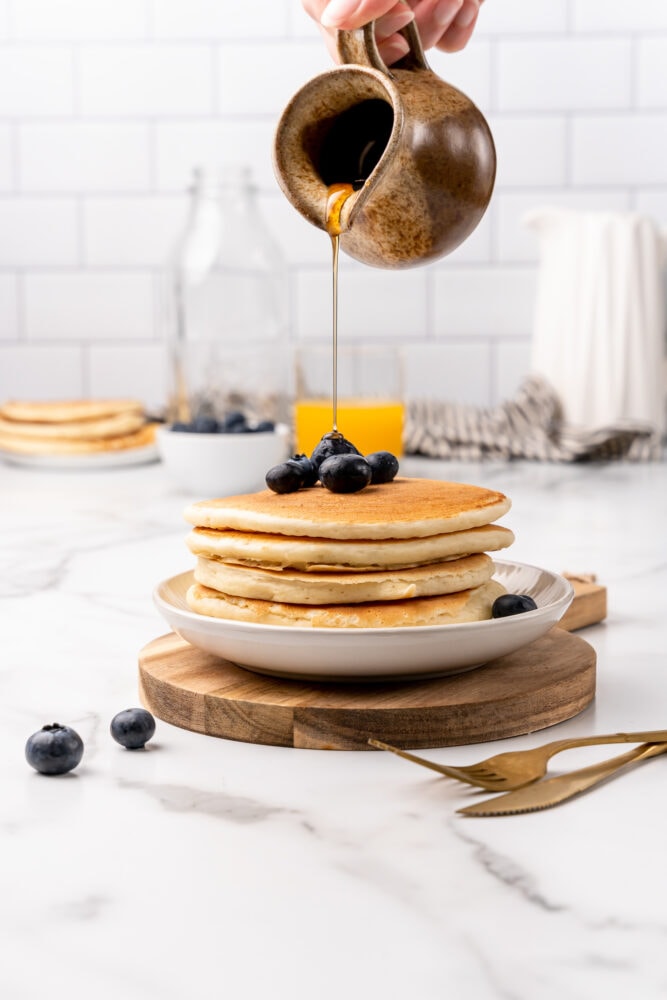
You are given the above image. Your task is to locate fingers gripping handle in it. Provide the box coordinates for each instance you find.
[336,19,429,74]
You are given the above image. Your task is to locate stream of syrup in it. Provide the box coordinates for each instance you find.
[324,183,356,435]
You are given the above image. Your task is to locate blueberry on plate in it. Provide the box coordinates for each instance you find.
[252,420,276,433]
[290,453,318,487]
[266,460,305,494]
[25,723,84,775]
[110,708,156,750]
[310,431,360,471]
[492,594,538,618]
[319,454,372,493]
[365,450,399,484]
[171,421,192,432]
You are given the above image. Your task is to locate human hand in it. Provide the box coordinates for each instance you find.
[302,0,484,65]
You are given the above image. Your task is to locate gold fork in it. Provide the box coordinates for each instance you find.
[368,729,667,791]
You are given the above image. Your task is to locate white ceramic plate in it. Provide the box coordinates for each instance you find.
[153,561,574,682]
[0,443,160,470]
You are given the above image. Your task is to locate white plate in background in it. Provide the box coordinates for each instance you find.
[0,443,160,470]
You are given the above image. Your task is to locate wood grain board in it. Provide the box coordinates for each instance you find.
[560,576,607,632]
[139,627,596,750]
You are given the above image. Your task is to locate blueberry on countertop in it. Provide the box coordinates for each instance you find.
[25,723,84,775]
[365,450,399,484]
[310,431,361,471]
[110,708,156,750]
[266,460,305,494]
[290,453,318,488]
[319,454,372,493]
[491,594,538,618]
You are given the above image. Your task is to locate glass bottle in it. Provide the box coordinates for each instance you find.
[164,165,289,426]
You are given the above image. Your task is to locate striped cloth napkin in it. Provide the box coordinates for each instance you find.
[404,374,662,462]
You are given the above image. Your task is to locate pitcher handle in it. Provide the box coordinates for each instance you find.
[337,19,429,74]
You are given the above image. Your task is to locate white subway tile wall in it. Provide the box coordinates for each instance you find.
[0,124,13,190]
[0,275,18,339]
[0,0,664,409]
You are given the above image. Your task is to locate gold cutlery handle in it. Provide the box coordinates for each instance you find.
[551,741,667,792]
[540,729,667,756]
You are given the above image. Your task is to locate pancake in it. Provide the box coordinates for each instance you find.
[184,478,511,540]
[0,423,157,454]
[194,552,494,605]
[186,578,506,628]
[186,523,515,572]
[0,398,143,424]
[0,411,145,440]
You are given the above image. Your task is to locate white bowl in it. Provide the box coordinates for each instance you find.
[156,423,290,496]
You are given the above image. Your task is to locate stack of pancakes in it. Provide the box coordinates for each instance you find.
[184,478,514,628]
[0,399,157,456]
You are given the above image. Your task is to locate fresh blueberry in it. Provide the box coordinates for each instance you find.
[290,453,318,487]
[319,454,372,493]
[365,451,399,484]
[25,723,84,775]
[492,594,538,618]
[110,708,156,750]
[171,421,192,432]
[266,460,305,494]
[252,420,276,433]
[310,431,361,471]
[191,415,219,434]
[219,410,247,433]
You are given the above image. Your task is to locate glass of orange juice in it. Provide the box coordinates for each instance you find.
[294,345,404,458]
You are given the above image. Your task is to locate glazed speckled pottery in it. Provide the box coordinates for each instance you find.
[273,22,496,269]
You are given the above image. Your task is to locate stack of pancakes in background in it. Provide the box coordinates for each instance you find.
[184,478,514,628]
[0,399,157,456]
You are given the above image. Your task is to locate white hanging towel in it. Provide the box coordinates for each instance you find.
[524,208,666,435]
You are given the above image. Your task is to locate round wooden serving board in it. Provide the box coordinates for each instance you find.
[138,628,596,751]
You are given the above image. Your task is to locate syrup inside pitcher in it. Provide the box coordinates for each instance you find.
[273,21,496,269]
[317,99,394,190]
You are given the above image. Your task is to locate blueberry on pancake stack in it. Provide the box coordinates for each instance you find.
[0,399,157,456]
[183,478,514,629]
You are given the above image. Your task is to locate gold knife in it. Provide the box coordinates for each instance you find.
[457,742,667,817]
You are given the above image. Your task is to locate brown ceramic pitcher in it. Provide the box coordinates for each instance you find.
[273,21,496,269]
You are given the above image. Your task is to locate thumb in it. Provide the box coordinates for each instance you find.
[320,0,402,29]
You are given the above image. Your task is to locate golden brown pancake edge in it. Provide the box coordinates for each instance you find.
[186,578,506,628]
[184,478,512,539]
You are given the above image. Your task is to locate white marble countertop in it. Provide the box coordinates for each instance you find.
[2,454,667,1000]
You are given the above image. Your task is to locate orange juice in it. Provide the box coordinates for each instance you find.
[294,397,404,458]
